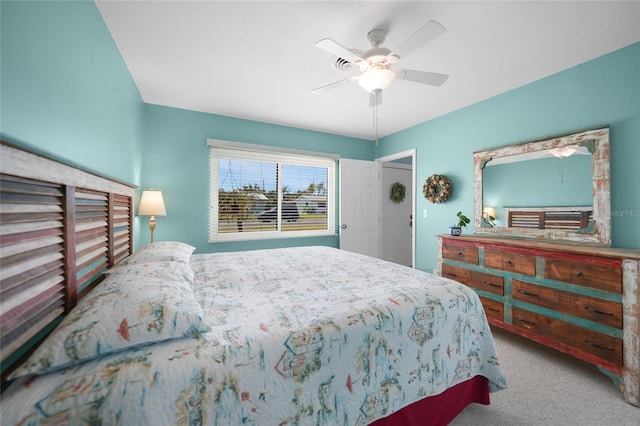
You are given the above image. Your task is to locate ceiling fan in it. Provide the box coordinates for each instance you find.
[311,20,449,105]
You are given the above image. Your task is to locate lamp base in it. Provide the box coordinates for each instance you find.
[149,216,156,243]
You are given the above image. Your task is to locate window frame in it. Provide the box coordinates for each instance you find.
[208,139,338,242]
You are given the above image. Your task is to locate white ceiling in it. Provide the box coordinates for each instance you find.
[96,1,640,141]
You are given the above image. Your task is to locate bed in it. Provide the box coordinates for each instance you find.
[0,139,506,425]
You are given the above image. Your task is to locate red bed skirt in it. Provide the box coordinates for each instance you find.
[370,375,490,426]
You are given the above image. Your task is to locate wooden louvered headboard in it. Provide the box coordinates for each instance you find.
[0,139,136,384]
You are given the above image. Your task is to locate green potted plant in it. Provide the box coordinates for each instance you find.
[450,211,470,236]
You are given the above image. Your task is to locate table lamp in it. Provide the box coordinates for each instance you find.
[138,189,166,243]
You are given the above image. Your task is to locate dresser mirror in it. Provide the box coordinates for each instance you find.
[473,127,611,245]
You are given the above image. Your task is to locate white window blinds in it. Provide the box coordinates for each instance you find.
[208,139,337,242]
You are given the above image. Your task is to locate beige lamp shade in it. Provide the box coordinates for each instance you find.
[138,190,167,216]
[483,206,496,219]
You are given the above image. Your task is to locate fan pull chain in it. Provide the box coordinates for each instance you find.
[373,91,380,146]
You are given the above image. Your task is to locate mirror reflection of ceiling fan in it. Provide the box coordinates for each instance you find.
[311,20,449,105]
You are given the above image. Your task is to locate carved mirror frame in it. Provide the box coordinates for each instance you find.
[473,127,611,246]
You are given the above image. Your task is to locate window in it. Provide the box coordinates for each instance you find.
[208,139,337,242]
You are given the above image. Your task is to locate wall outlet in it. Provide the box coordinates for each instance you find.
[423,208,428,218]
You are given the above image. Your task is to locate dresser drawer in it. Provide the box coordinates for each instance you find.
[512,306,561,341]
[442,243,479,265]
[513,280,571,310]
[575,327,623,366]
[513,280,622,329]
[471,270,504,295]
[544,258,622,293]
[577,296,622,329]
[512,307,622,365]
[441,265,504,295]
[479,297,503,321]
[441,264,472,286]
[485,249,535,276]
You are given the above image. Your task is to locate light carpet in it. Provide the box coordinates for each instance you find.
[451,328,639,425]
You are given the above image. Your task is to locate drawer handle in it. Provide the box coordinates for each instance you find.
[445,272,458,278]
[517,318,536,325]
[576,271,584,279]
[484,281,501,288]
[584,305,614,316]
[584,340,614,352]
[517,289,539,297]
[506,260,513,266]
[456,251,464,258]
[486,307,501,313]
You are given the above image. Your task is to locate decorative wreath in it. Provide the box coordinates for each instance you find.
[390,182,406,203]
[423,174,452,203]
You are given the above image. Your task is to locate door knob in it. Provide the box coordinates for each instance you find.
[341,224,347,229]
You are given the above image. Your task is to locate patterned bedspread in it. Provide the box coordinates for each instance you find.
[2,246,506,425]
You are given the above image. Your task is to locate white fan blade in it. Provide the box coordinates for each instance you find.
[369,92,382,107]
[315,38,364,65]
[389,20,446,60]
[310,77,355,94]
[396,69,449,86]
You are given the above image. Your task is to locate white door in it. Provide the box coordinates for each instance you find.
[339,159,380,258]
[382,163,413,266]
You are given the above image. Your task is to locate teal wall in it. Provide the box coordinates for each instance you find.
[2,1,638,268]
[141,104,373,252]
[0,0,373,253]
[483,155,593,225]
[378,42,640,272]
[0,0,144,185]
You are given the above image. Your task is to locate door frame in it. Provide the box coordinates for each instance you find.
[377,149,416,268]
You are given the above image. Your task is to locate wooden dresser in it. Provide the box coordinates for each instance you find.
[435,234,640,407]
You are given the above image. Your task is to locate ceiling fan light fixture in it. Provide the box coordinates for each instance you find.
[358,67,396,93]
